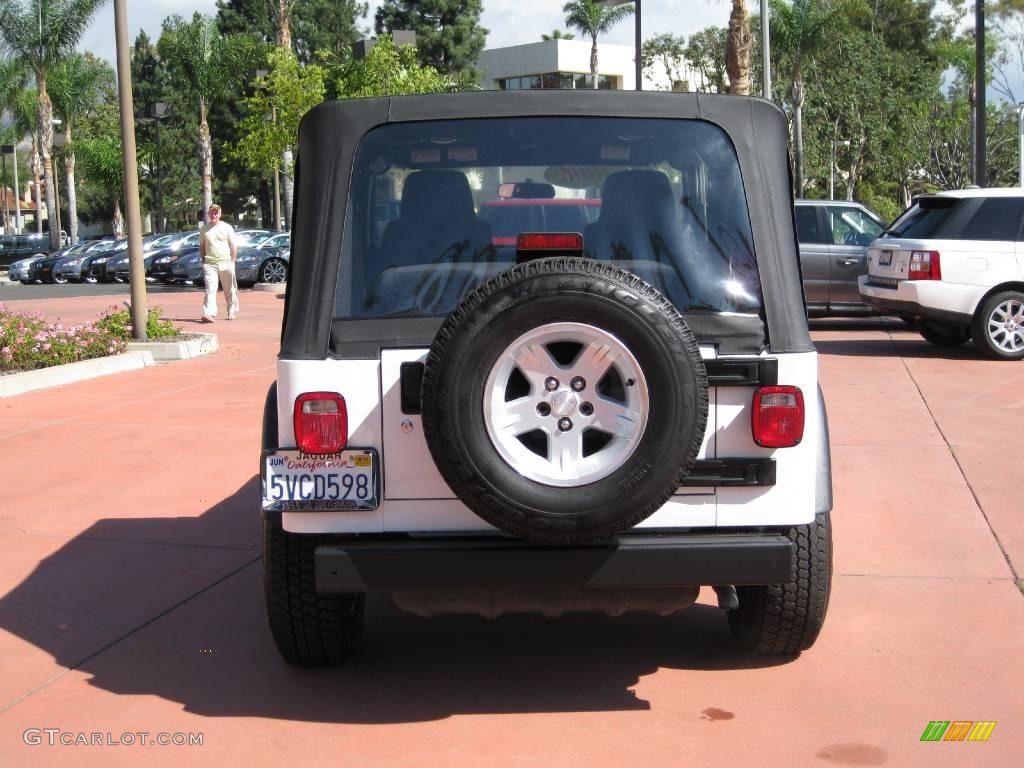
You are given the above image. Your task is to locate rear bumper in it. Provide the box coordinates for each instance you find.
[858,277,979,325]
[314,532,794,593]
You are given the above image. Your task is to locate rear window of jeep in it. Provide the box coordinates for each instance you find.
[335,117,762,319]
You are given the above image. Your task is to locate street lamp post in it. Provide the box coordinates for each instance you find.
[254,69,282,230]
[140,102,170,233]
[1017,104,1024,188]
[830,139,850,200]
[52,125,66,244]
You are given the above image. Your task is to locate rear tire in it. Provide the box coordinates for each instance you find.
[728,511,832,655]
[971,290,1024,360]
[262,520,364,666]
[917,319,969,347]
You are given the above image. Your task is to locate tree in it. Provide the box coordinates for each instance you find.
[0,0,106,250]
[325,32,474,98]
[229,47,325,186]
[726,0,754,95]
[562,0,634,89]
[375,0,488,76]
[771,0,836,194]
[684,26,728,93]
[217,0,367,64]
[159,13,262,222]
[541,30,575,41]
[47,52,115,244]
[641,32,688,90]
[76,135,125,237]
[0,56,30,231]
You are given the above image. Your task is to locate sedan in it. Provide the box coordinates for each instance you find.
[236,232,290,286]
[51,239,123,283]
[29,242,95,283]
[8,254,48,284]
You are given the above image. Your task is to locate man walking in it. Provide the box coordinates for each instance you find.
[198,203,239,322]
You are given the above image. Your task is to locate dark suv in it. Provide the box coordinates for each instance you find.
[0,233,52,270]
[260,92,833,666]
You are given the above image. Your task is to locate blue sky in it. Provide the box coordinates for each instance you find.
[80,1,724,70]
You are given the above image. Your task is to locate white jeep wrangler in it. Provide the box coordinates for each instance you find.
[261,92,833,666]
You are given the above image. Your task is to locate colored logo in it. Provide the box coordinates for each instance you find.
[920,721,996,742]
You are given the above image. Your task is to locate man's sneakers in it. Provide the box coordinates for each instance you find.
[227,311,237,321]
[201,314,215,323]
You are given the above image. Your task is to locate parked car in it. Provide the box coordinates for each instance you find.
[259,92,833,666]
[7,254,48,284]
[147,231,202,282]
[170,251,203,285]
[236,232,291,285]
[50,239,121,283]
[29,242,95,283]
[860,188,1024,359]
[794,199,887,315]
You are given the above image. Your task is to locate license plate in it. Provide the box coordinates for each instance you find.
[878,250,893,266]
[262,449,378,512]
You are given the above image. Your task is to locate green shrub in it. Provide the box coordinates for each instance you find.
[95,304,181,340]
[0,304,127,373]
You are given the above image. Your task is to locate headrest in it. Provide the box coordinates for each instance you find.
[399,170,476,225]
[600,170,675,215]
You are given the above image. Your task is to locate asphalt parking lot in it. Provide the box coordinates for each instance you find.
[0,289,1021,767]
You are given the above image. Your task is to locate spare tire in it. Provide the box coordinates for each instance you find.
[421,257,708,544]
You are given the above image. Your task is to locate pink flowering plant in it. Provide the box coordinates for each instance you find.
[0,303,186,374]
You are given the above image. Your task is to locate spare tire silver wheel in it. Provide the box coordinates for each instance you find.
[421,257,709,544]
[484,322,649,487]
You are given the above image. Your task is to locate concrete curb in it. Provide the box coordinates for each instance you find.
[0,351,155,398]
[251,282,286,293]
[127,332,219,361]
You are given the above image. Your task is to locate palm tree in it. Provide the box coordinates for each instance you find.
[48,52,114,244]
[0,56,29,231]
[771,0,833,194]
[541,30,575,41]
[160,13,257,222]
[0,0,106,251]
[562,0,634,89]
[726,0,753,95]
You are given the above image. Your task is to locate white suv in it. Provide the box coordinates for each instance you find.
[859,188,1024,359]
[261,92,833,666]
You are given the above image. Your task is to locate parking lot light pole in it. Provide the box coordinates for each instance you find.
[830,139,850,200]
[255,69,282,230]
[142,103,170,233]
[1018,104,1024,187]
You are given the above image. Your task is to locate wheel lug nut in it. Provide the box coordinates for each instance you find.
[579,402,594,416]
[570,376,586,391]
[557,417,573,432]
[536,402,551,417]
[545,377,559,391]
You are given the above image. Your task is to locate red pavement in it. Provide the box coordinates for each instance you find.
[0,296,1021,768]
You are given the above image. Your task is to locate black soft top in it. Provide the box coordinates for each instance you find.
[282,90,811,358]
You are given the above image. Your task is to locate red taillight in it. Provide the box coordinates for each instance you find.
[908,250,941,280]
[293,392,348,454]
[752,386,805,448]
[516,232,584,252]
